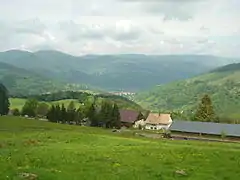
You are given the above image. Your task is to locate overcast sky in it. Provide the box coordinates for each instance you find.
[0,0,239,57]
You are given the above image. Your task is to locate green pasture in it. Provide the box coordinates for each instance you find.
[0,116,240,180]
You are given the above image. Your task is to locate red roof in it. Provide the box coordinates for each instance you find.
[120,109,139,123]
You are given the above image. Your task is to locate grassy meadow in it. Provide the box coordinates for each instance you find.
[9,98,81,110]
[0,116,240,180]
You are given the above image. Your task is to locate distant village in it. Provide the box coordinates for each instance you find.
[110,91,135,96]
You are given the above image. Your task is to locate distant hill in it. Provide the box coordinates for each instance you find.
[211,63,240,73]
[135,63,240,120]
[1,50,238,91]
[0,62,95,96]
[11,91,143,111]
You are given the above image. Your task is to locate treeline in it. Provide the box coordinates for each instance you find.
[12,98,122,129]
[171,94,240,124]
[10,91,91,102]
[11,91,142,110]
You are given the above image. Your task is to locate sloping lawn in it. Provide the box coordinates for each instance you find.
[0,116,240,180]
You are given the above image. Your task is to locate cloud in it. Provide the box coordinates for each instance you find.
[58,19,142,43]
[119,0,206,21]
[0,0,239,57]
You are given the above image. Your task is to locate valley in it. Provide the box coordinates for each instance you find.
[1,50,240,122]
[1,1,240,180]
[1,50,238,92]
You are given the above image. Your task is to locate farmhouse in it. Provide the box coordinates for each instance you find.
[119,109,140,127]
[169,120,240,138]
[145,113,172,130]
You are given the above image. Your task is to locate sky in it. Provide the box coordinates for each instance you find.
[0,0,239,57]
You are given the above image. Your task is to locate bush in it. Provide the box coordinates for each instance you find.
[12,108,21,116]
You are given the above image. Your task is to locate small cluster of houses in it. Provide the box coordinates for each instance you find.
[119,109,240,139]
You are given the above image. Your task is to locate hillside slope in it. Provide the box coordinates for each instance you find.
[135,63,240,119]
[1,116,239,180]
[1,50,238,91]
[0,62,92,96]
[10,91,143,111]
[0,61,64,95]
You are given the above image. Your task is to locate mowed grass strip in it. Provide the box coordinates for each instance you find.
[0,116,240,180]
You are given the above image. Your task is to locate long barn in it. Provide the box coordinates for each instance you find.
[169,120,240,138]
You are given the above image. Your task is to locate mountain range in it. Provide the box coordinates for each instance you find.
[134,63,240,120]
[1,49,240,120]
[0,50,239,92]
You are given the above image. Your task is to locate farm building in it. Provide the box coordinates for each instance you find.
[169,120,240,138]
[133,119,146,129]
[145,113,172,130]
[119,109,140,127]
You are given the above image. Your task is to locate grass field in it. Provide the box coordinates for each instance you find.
[9,98,81,110]
[0,116,240,180]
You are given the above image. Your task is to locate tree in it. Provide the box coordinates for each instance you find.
[36,103,49,117]
[0,83,10,115]
[111,103,121,129]
[12,108,21,116]
[21,99,38,117]
[88,103,98,127]
[194,94,217,122]
[76,107,84,125]
[60,104,67,124]
[46,105,56,122]
[55,104,61,123]
[67,101,76,123]
[99,100,112,127]
[221,130,226,139]
[137,111,145,120]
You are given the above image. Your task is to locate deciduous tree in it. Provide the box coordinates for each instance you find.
[36,103,49,117]
[21,99,38,117]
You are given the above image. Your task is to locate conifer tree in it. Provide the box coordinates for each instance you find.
[194,94,217,122]
[99,100,112,127]
[88,103,98,127]
[67,101,76,124]
[76,107,84,125]
[0,83,10,115]
[111,103,121,129]
[55,104,61,123]
[47,105,57,122]
[60,104,67,124]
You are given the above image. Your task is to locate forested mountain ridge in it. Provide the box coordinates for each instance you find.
[1,50,238,91]
[0,62,94,96]
[135,63,240,121]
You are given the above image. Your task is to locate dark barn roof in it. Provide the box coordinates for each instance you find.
[170,121,240,137]
[120,109,139,123]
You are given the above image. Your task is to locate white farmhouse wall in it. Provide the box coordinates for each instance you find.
[145,123,172,130]
[133,119,145,129]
